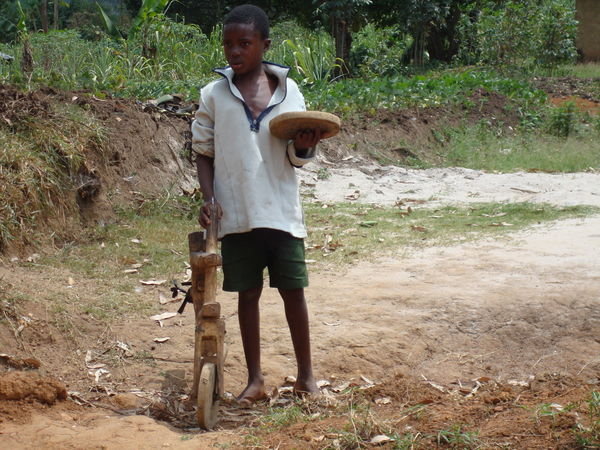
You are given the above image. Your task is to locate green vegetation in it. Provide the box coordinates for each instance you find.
[440,121,600,172]
[304,201,599,265]
[0,98,105,251]
[575,391,600,447]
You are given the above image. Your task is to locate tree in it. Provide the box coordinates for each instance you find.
[313,0,372,77]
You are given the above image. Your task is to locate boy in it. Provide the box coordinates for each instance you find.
[191,4,320,405]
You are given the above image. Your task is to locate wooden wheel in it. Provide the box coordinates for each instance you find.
[196,362,218,429]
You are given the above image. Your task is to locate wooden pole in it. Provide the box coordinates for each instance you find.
[189,203,224,401]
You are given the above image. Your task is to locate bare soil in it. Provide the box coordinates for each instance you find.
[1,82,599,449]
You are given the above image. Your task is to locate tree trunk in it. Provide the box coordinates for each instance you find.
[53,0,59,30]
[332,17,351,78]
[39,0,48,33]
[576,0,600,61]
[425,4,461,62]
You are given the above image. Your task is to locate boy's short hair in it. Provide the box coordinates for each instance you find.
[224,4,270,39]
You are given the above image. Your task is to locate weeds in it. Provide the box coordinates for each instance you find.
[303,201,599,266]
[440,121,600,172]
[0,97,106,251]
[574,391,600,447]
[547,101,577,137]
[259,404,308,429]
[436,424,479,448]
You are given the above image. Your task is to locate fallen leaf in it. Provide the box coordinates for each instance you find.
[360,375,374,384]
[150,312,177,321]
[370,434,394,445]
[131,238,142,244]
[153,337,170,343]
[123,269,138,274]
[116,341,134,357]
[89,368,110,383]
[26,253,40,263]
[332,382,350,392]
[475,376,492,383]
[316,379,331,388]
[140,279,167,286]
[359,221,377,227]
[375,397,392,405]
[269,386,280,406]
[159,292,179,305]
[67,277,75,286]
[86,362,106,370]
[411,225,428,232]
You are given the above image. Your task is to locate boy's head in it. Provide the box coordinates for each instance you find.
[222,4,271,76]
[224,4,270,39]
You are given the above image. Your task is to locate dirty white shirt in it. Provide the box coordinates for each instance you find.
[191,62,316,239]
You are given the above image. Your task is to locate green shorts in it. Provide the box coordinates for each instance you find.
[221,228,308,292]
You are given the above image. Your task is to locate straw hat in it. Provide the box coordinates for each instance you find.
[269,111,341,140]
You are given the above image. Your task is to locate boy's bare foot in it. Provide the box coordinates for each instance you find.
[293,376,319,397]
[236,380,267,407]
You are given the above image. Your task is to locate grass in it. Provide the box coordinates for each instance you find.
[303,201,600,266]
[0,99,106,252]
[439,123,600,172]
[436,424,480,448]
[574,391,600,447]
[532,62,600,79]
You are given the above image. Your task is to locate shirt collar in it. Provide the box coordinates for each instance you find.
[213,62,290,106]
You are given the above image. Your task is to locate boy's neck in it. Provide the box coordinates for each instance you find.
[233,63,266,85]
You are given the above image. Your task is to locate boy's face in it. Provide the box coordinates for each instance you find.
[223,23,271,76]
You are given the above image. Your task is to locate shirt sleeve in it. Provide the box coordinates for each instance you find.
[287,141,318,167]
[191,86,215,158]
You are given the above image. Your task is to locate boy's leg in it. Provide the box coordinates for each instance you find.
[237,286,267,403]
[278,287,318,394]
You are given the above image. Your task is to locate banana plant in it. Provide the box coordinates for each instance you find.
[95,0,172,38]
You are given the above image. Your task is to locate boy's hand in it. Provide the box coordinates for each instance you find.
[199,200,223,229]
[293,128,321,151]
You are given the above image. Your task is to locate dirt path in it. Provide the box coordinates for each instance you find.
[1,167,599,448]
[300,164,600,208]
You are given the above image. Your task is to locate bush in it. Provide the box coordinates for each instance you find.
[350,23,412,78]
[456,0,577,68]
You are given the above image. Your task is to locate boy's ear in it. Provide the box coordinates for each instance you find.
[263,39,272,52]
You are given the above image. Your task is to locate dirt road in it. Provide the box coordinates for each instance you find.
[1,167,599,448]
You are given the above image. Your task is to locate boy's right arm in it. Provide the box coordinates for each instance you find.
[195,155,222,228]
[191,86,221,228]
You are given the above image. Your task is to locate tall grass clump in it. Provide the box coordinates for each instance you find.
[440,116,600,173]
[0,16,221,101]
[0,92,105,251]
[269,20,336,83]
